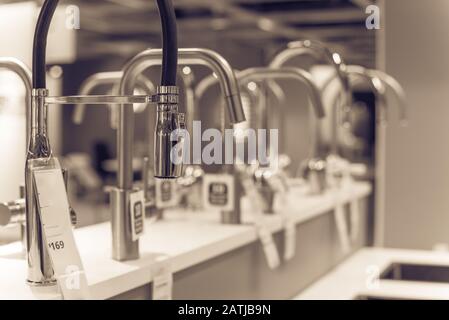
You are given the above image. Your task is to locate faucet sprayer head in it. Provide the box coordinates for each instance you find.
[154,85,186,178]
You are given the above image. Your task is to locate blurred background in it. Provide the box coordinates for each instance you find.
[0,0,447,254]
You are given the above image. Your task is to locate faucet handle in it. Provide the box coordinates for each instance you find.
[154,86,185,179]
[0,199,25,226]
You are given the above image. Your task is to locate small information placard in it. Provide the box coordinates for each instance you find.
[283,216,296,261]
[257,222,281,270]
[151,260,173,300]
[32,159,90,300]
[202,174,235,212]
[240,175,281,269]
[155,179,178,209]
[130,189,145,241]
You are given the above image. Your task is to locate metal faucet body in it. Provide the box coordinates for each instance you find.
[269,40,352,156]
[0,58,32,143]
[237,67,327,196]
[237,67,325,119]
[27,0,181,283]
[196,67,324,212]
[346,65,388,124]
[108,48,245,257]
[26,88,54,285]
[73,71,156,127]
[0,59,54,285]
[344,65,407,247]
[368,69,408,124]
[26,89,182,266]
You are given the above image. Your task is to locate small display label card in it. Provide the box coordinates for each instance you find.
[130,189,145,241]
[202,174,235,212]
[155,178,179,209]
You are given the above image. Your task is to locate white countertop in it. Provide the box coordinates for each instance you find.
[0,181,371,300]
[296,247,449,300]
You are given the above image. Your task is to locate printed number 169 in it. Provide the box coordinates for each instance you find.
[49,241,65,251]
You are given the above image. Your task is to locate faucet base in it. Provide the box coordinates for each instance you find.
[110,187,140,261]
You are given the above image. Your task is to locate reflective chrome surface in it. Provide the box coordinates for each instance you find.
[26,88,55,285]
[114,48,246,230]
[154,86,185,178]
[369,69,408,125]
[0,58,32,142]
[72,71,156,126]
[237,67,325,118]
[0,199,25,226]
[46,95,153,105]
[269,40,352,155]
[346,65,388,123]
[0,58,31,228]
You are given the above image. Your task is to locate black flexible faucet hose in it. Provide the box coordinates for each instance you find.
[32,0,58,89]
[33,0,178,88]
[156,0,178,86]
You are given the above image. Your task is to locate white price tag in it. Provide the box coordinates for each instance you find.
[334,203,351,254]
[202,174,235,212]
[257,224,281,270]
[130,189,145,241]
[32,160,90,300]
[283,217,296,261]
[151,260,173,300]
[276,192,296,261]
[241,174,281,268]
[155,179,178,209]
[349,199,360,242]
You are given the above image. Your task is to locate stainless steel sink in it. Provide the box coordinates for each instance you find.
[380,262,449,283]
[355,295,413,300]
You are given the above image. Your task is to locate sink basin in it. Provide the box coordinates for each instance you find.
[355,295,413,300]
[380,262,449,283]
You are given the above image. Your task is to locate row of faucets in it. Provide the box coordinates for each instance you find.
[0,0,407,287]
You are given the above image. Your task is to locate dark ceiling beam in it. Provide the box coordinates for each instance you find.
[265,7,367,23]
[348,0,376,9]
[176,0,316,40]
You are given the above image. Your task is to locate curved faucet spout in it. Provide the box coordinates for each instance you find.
[0,58,32,143]
[369,69,408,125]
[72,71,155,126]
[237,67,325,119]
[195,67,324,118]
[120,48,245,125]
[270,40,351,112]
[238,67,325,159]
[346,65,388,123]
[118,47,246,188]
[270,40,352,108]
[195,67,325,158]
[270,40,351,155]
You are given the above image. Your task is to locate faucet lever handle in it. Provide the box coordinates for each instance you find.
[0,199,25,226]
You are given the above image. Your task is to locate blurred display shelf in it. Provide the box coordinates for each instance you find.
[295,247,449,300]
[0,181,371,300]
